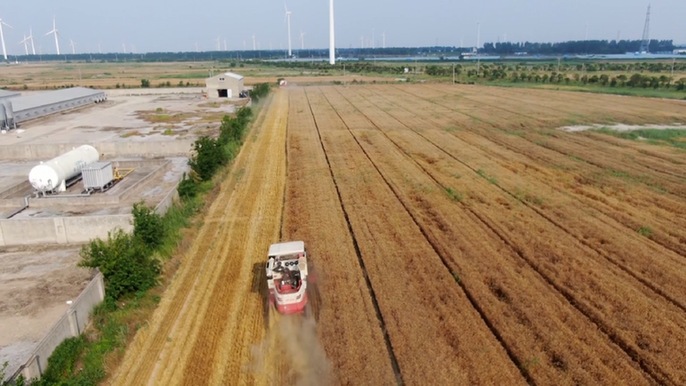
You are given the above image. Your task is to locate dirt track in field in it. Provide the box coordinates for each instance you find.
[111,84,686,385]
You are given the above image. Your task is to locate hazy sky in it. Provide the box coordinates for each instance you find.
[1,0,684,55]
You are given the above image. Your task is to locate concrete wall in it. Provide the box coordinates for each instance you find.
[0,214,133,247]
[11,273,105,382]
[0,140,193,161]
[155,184,179,215]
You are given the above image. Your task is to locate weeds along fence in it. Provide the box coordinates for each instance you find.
[8,272,105,383]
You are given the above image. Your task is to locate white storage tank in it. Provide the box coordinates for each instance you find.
[28,145,100,192]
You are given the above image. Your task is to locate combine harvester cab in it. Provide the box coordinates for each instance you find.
[266,241,309,315]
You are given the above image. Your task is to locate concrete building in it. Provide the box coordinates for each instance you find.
[0,90,21,101]
[205,72,244,99]
[10,87,107,125]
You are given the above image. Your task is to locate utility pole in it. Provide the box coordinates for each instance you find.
[452,63,455,84]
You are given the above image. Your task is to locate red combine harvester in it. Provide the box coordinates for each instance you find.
[265,241,309,315]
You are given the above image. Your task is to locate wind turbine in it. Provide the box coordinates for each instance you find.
[300,31,305,50]
[0,17,13,61]
[69,39,76,54]
[28,28,36,55]
[45,17,60,55]
[20,35,30,55]
[284,4,292,57]
[329,0,335,64]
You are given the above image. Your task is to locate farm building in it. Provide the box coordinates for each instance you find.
[205,72,244,99]
[2,87,106,129]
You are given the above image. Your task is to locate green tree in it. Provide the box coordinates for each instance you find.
[177,173,199,200]
[676,78,686,91]
[141,79,150,88]
[188,136,228,181]
[79,229,160,302]
[132,202,165,250]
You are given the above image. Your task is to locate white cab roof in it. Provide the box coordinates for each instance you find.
[268,241,305,257]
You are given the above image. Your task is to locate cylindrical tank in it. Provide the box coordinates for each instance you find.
[0,103,6,129]
[2,100,14,130]
[29,145,99,192]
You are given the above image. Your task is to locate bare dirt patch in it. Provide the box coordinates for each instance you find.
[0,246,93,377]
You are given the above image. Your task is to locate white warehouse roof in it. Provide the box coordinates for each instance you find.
[0,90,21,100]
[11,87,106,112]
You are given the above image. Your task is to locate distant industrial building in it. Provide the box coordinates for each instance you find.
[0,87,106,130]
[205,72,244,99]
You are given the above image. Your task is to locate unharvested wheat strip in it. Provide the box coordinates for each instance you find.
[397,85,686,196]
[307,88,525,384]
[368,89,686,300]
[421,85,686,169]
[324,86,652,384]
[474,84,686,123]
[430,83,686,126]
[362,88,686,384]
[361,92,686,307]
[281,87,397,384]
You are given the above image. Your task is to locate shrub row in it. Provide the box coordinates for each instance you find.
[180,104,256,200]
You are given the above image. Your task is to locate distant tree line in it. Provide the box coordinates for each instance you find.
[10,39,679,64]
[482,40,675,55]
[440,62,686,91]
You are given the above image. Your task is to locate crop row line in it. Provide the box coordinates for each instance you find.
[303,88,404,386]
[340,86,669,384]
[389,85,686,261]
[318,88,534,384]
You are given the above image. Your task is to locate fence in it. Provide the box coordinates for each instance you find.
[8,272,105,383]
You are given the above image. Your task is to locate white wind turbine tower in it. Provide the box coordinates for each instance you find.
[69,39,76,54]
[45,17,60,55]
[28,28,36,55]
[0,17,13,61]
[20,34,30,55]
[300,31,305,49]
[329,0,335,64]
[284,4,292,57]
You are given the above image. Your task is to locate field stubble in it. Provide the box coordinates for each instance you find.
[110,83,686,385]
